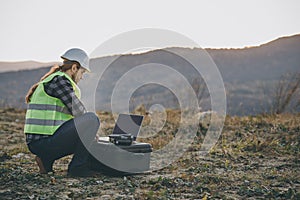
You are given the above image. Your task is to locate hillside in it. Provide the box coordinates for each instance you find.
[0,34,299,115]
[207,34,300,82]
[0,108,299,199]
[0,61,59,73]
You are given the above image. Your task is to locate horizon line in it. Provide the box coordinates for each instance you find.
[0,33,299,63]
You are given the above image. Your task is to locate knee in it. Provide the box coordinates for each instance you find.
[84,112,100,128]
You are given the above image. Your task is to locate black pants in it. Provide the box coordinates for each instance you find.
[28,112,100,172]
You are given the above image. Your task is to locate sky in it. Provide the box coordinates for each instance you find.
[0,0,299,62]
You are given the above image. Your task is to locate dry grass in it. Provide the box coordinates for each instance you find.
[0,108,299,199]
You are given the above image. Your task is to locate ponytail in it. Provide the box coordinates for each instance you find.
[25,60,80,103]
[40,64,60,82]
[25,64,60,103]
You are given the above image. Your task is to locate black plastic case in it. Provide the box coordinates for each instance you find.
[108,134,134,145]
[89,138,152,176]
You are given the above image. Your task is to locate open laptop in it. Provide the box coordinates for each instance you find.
[98,114,144,143]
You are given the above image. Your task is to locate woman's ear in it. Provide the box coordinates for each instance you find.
[71,64,78,73]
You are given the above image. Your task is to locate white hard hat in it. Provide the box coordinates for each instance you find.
[61,48,90,72]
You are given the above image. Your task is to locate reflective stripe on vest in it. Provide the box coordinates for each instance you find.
[26,118,66,126]
[28,103,71,115]
[24,71,80,135]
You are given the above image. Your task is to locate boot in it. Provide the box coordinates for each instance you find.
[35,156,53,174]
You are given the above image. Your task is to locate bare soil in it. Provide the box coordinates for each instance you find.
[0,108,299,199]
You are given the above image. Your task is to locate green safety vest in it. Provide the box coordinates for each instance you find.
[24,71,81,135]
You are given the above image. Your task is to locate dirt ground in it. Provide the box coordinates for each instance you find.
[0,108,299,199]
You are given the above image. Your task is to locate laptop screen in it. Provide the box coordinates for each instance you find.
[112,114,144,140]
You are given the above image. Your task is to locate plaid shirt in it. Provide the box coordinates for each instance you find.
[26,75,86,144]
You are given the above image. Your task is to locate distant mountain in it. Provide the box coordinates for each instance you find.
[0,61,59,73]
[0,34,299,115]
[207,34,300,82]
